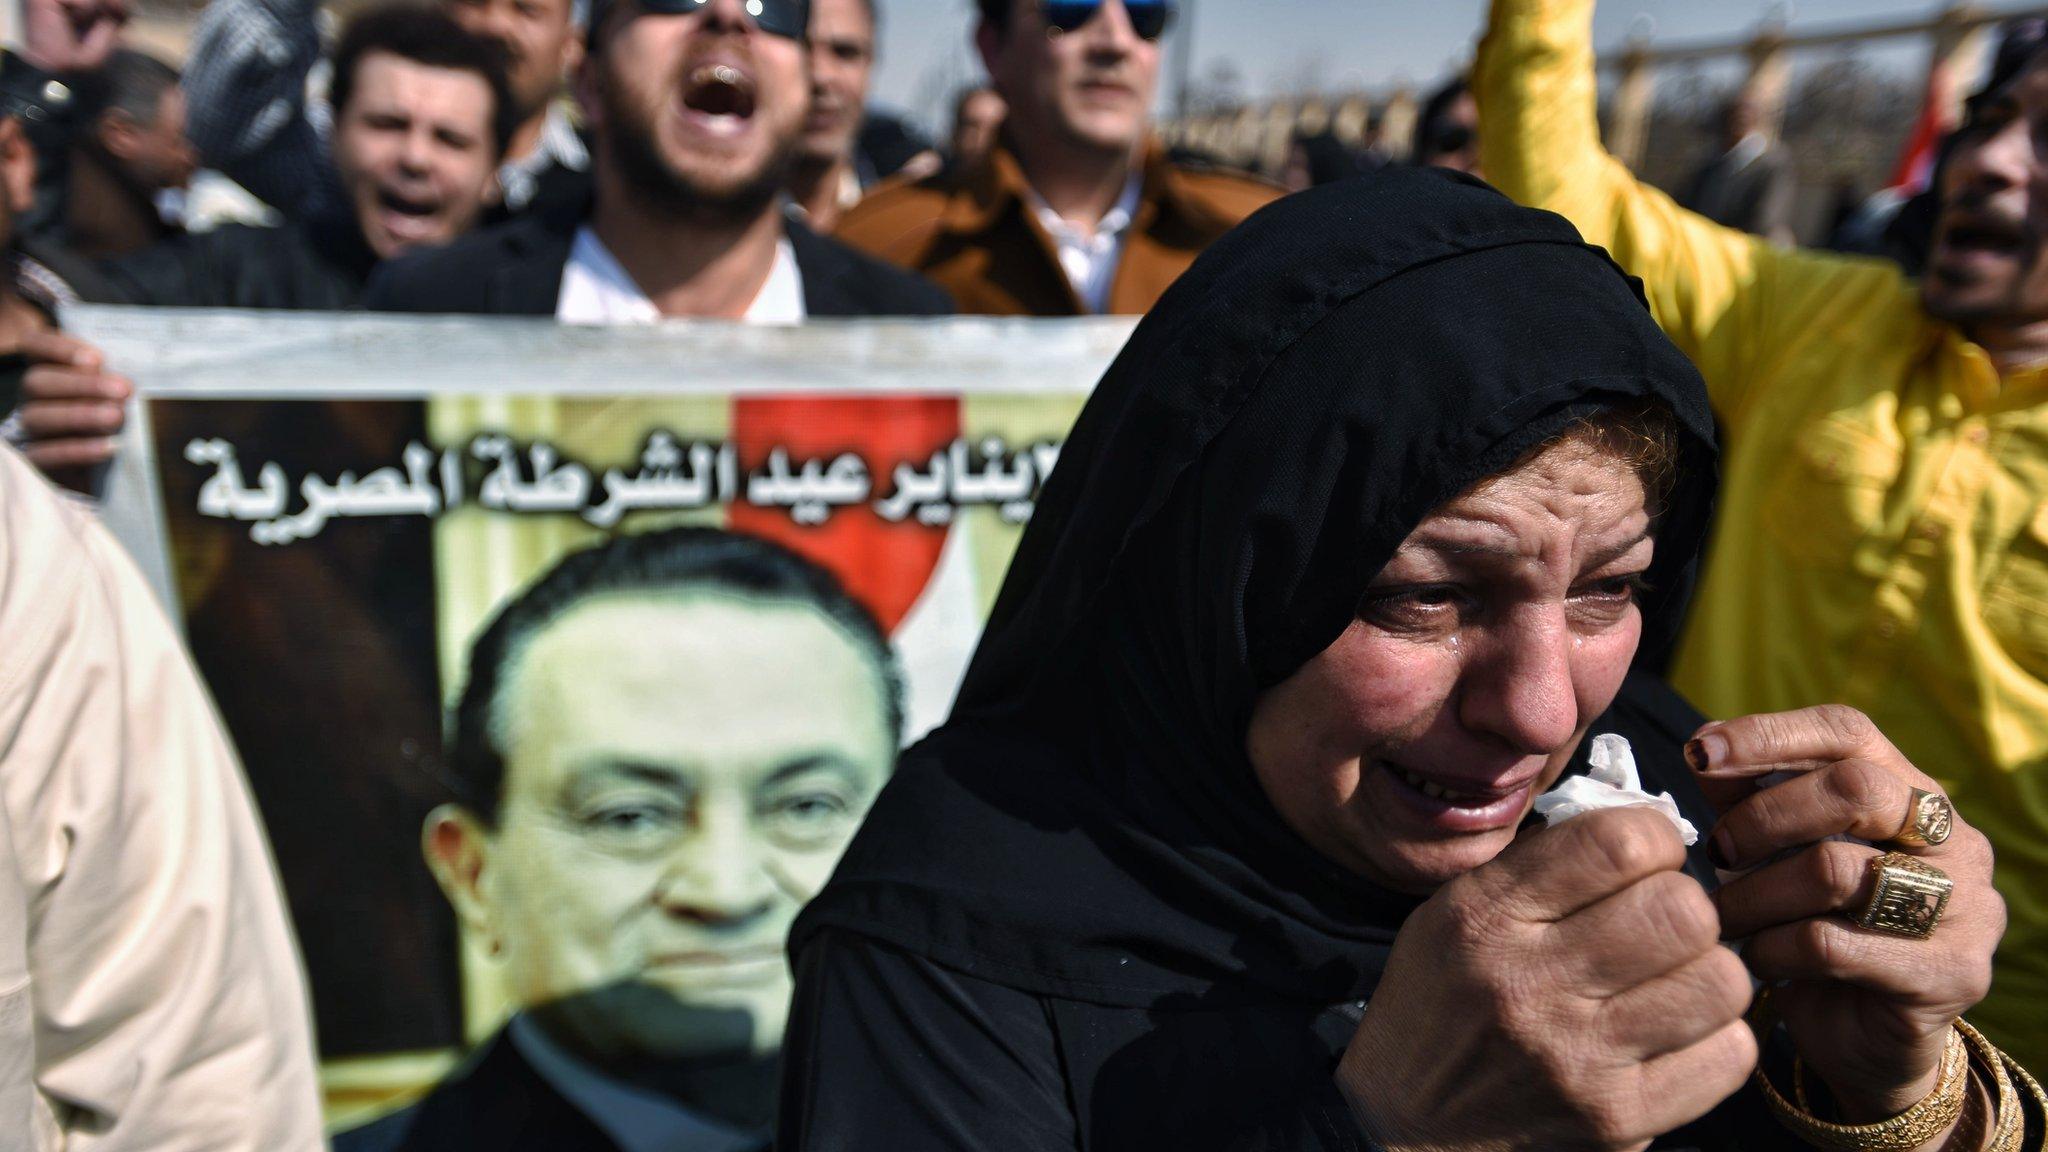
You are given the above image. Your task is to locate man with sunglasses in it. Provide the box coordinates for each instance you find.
[835,0,1277,316]
[364,0,949,320]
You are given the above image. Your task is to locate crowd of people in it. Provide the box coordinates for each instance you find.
[2,0,2048,1148]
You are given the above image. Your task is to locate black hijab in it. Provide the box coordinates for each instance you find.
[793,169,1721,1011]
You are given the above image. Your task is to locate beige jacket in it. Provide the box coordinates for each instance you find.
[0,444,323,1150]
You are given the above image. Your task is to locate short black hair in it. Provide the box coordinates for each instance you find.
[976,0,1008,35]
[75,49,179,127]
[328,4,520,159]
[1412,76,1472,163]
[448,527,903,825]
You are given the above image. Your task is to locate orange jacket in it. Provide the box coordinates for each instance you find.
[835,142,1281,316]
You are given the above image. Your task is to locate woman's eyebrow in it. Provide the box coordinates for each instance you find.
[1582,529,1654,571]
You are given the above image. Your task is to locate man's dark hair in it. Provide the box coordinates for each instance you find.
[329,5,520,158]
[976,0,1008,35]
[74,49,178,127]
[1412,76,1472,164]
[448,526,904,825]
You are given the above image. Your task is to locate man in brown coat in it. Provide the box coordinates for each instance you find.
[836,0,1278,316]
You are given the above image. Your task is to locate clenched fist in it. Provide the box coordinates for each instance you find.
[1336,806,1755,1151]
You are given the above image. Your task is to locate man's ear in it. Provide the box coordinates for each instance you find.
[559,32,584,85]
[571,52,603,136]
[423,803,502,954]
[974,19,1004,84]
[0,119,36,216]
[96,111,140,163]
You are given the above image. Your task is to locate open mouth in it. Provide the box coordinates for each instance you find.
[372,188,443,244]
[681,62,758,135]
[1378,760,1541,832]
[1939,215,2028,260]
[378,189,438,219]
[1388,763,1521,806]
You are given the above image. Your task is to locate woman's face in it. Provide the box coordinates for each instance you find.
[1246,438,1654,896]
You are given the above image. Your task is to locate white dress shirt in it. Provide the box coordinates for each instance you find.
[556,227,807,326]
[1024,175,1144,315]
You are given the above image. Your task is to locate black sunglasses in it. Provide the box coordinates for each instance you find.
[1040,0,1176,42]
[603,0,810,40]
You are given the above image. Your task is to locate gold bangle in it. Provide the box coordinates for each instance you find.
[1954,1019,2019,1152]
[1750,991,1972,1151]
[1948,1067,1994,1152]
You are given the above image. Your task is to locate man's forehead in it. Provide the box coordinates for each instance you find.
[810,0,872,32]
[356,53,493,100]
[1980,52,2048,113]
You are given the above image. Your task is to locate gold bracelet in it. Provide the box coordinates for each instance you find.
[1948,1067,1994,1152]
[1949,1021,2021,1152]
[1750,992,1973,1151]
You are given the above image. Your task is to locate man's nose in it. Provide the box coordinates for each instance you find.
[397,129,435,174]
[1950,120,2038,201]
[694,0,761,34]
[1077,0,1142,55]
[1455,608,1581,757]
[463,4,517,41]
[653,802,778,925]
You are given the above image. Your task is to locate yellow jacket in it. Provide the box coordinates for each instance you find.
[1480,0,2048,1065]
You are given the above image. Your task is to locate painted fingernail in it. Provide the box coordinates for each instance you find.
[1708,827,1736,870]
[1686,731,1728,772]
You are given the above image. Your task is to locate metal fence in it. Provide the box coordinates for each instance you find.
[1161,2,2048,243]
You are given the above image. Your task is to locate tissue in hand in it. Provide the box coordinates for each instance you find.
[1531,733,1699,846]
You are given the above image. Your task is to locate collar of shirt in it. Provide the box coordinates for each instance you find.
[555,226,807,325]
[501,103,592,211]
[506,1015,763,1152]
[1023,174,1144,314]
[1722,132,1768,174]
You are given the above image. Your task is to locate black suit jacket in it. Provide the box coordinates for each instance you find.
[90,217,378,310]
[363,204,954,318]
[333,1030,622,1152]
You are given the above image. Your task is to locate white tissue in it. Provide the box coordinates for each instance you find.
[1531,733,1699,845]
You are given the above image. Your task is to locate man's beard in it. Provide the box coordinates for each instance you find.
[601,65,797,228]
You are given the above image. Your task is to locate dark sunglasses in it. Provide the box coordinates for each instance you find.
[1425,124,1476,157]
[604,0,810,40]
[1039,0,1176,42]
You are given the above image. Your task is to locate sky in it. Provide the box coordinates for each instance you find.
[870,0,2007,135]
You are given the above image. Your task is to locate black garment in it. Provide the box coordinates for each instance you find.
[856,113,934,186]
[1679,144,1797,242]
[333,1030,621,1152]
[363,204,954,317]
[335,1025,778,1152]
[91,215,378,309]
[480,143,595,229]
[782,168,1776,1150]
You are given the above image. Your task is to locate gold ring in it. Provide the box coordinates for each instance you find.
[1891,787,1954,848]
[1855,852,1952,940]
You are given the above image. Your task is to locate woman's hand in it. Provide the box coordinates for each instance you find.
[1692,705,2005,1130]
[1335,806,1756,1151]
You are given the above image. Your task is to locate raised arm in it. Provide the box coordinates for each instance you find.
[182,0,344,218]
[1475,0,1906,419]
